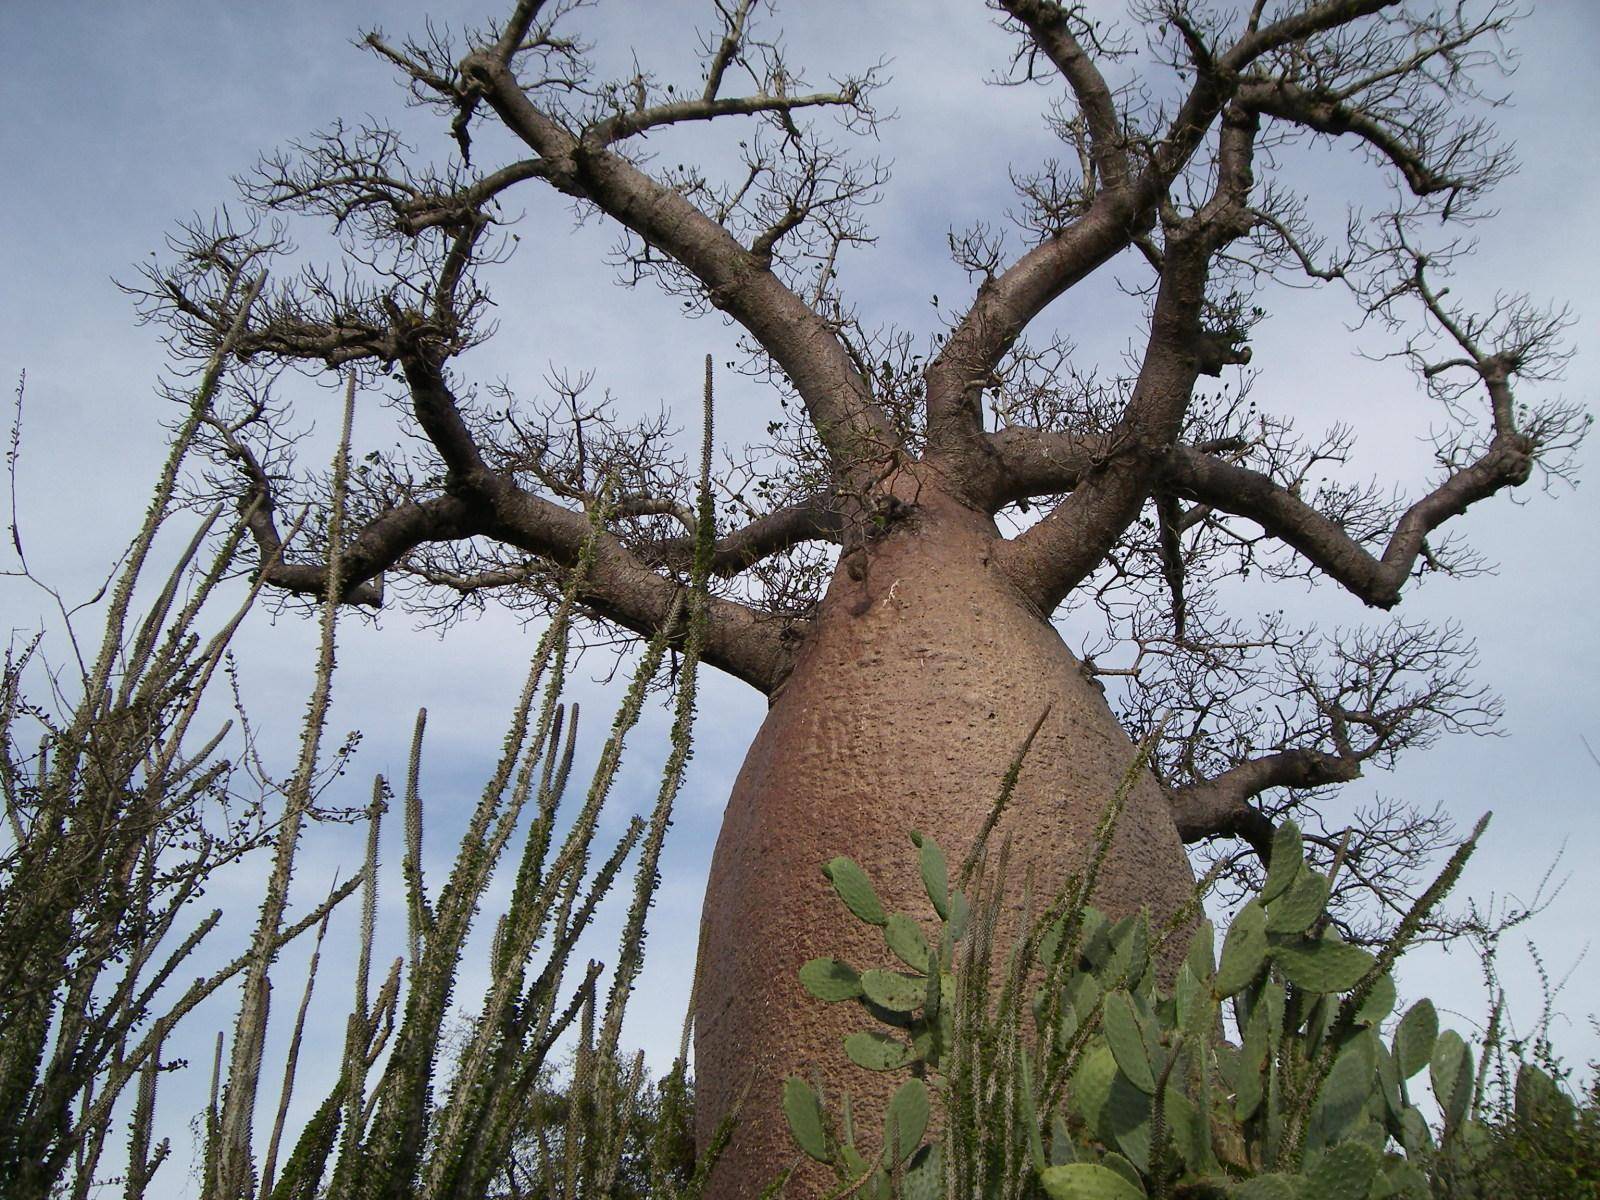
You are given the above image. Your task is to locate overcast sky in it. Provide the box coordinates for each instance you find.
[3,0,1598,1188]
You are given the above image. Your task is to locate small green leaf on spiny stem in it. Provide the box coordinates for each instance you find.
[823,856,887,926]
[799,957,863,1002]
[783,1077,830,1163]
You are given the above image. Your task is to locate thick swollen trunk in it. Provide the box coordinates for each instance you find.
[693,493,1196,1198]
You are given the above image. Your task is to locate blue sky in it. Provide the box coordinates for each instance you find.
[3,0,1598,1188]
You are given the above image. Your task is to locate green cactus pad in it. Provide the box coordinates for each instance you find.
[1231,1174,1299,1199]
[845,1030,915,1071]
[1038,1163,1148,1199]
[884,1078,930,1164]
[1429,1029,1473,1131]
[1066,972,1102,1027]
[922,966,942,1020]
[1301,1140,1379,1200]
[948,888,972,944]
[915,833,950,920]
[1269,935,1374,993]
[1174,963,1203,1031]
[1104,913,1150,986]
[1071,1044,1121,1143]
[1107,1072,1154,1171]
[1049,1112,1077,1166]
[859,968,926,1012]
[1398,1105,1432,1157]
[884,912,932,974]
[1374,1042,1404,1124]
[782,1076,830,1163]
[1391,999,1437,1080]
[1185,919,1216,981]
[1375,1160,1430,1198]
[1019,1046,1047,1172]
[1234,1006,1268,1121]
[840,1142,870,1179]
[1353,972,1396,1027]
[799,957,863,1002]
[1307,1034,1379,1149]
[1214,902,1269,997]
[1103,990,1157,1095]
[823,856,887,926]
[1515,1062,1575,1129]
[899,1143,942,1200]
[1100,1152,1144,1192]
[1264,868,1330,934]
[1260,820,1305,903]
[1162,1085,1211,1175]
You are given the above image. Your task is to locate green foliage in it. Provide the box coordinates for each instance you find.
[0,330,368,1200]
[1428,1048,1600,1198]
[236,377,732,1200]
[789,794,1597,1200]
[0,360,733,1200]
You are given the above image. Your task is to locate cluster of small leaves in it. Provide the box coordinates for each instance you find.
[1431,1060,1600,1199]
[787,809,1562,1199]
[0,303,365,1200]
[1,346,732,1199]
[224,399,730,1200]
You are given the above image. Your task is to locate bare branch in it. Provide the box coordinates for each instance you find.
[585,87,863,148]
[995,1,1133,193]
[992,103,1261,614]
[639,495,844,577]
[1168,749,1358,849]
[1161,420,1531,609]
[457,40,899,479]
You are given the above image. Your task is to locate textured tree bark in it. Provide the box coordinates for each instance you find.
[694,491,1197,1198]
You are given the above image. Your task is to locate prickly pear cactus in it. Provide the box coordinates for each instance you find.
[786,820,1489,1199]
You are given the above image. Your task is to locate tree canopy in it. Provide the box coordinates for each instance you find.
[118,0,1588,938]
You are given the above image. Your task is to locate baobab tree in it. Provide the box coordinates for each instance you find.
[131,0,1584,1193]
